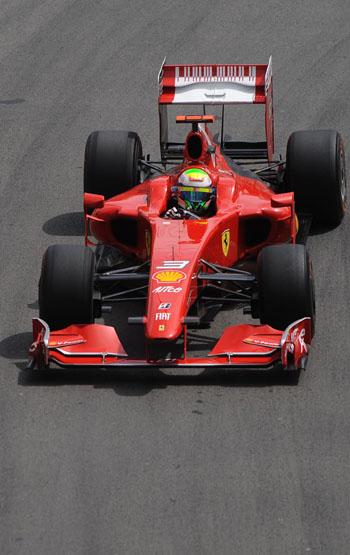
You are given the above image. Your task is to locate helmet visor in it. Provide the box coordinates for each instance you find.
[177,186,214,212]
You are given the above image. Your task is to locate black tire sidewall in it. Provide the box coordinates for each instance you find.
[258,244,315,333]
[39,245,95,331]
[84,130,142,200]
[285,129,346,226]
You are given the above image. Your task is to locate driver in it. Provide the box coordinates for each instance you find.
[164,168,216,219]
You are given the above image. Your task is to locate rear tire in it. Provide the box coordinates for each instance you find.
[84,130,142,199]
[39,245,95,331]
[258,244,315,334]
[285,129,346,226]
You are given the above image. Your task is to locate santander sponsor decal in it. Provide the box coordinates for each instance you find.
[49,339,87,347]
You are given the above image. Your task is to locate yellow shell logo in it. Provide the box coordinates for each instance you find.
[153,270,186,283]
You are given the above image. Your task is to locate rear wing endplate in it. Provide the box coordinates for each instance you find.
[158,58,274,162]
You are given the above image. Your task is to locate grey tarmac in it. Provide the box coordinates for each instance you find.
[1,1,350,554]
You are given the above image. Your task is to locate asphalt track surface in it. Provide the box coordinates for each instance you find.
[1,1,350,554]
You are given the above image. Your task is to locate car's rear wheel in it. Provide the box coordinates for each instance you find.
[285,129,346,226]
[84,130,142,199]
[257,244,315,334]
[39,245,95,331]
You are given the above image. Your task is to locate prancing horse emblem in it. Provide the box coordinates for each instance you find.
[222,229,230,256]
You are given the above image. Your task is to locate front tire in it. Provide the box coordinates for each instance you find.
[285,129,346,226]
[39,245,95,331]
[258,244,315,334]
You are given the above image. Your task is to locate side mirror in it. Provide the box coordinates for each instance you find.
[84,192,105,211]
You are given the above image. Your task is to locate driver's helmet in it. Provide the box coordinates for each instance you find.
[175,168,215,214]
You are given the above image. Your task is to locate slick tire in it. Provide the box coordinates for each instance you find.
[39,245,95,331]
[285,129,346,226]
[257,244,315,335]
[84,130,142,199]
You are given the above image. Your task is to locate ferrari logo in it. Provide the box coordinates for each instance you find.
[222,229,230,256]
[159,325,165,331]
[145,229,151,256]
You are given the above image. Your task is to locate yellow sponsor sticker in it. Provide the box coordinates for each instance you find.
[153,270,186,283]
[159,325,165,331]
[222,229,230,256]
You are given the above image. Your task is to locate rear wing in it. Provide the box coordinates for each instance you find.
[158,58,274,163]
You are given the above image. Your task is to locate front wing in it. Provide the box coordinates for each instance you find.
[27,317,311,371]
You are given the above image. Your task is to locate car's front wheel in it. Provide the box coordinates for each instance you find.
[39,245,95,331]
[257,244,315,334]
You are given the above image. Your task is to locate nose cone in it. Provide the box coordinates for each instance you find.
[146,274,187,340]
[145,218,205,340]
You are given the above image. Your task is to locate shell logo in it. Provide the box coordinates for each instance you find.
[152,270,186,283]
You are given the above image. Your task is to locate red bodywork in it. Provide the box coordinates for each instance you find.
[28,60,311,372]
[87,122,297,342]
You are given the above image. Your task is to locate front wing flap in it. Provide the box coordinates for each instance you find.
[27,317,311,371]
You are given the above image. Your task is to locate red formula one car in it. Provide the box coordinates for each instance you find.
[28,58,346,371]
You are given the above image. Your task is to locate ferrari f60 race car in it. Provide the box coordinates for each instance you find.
[28,58,347,372]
